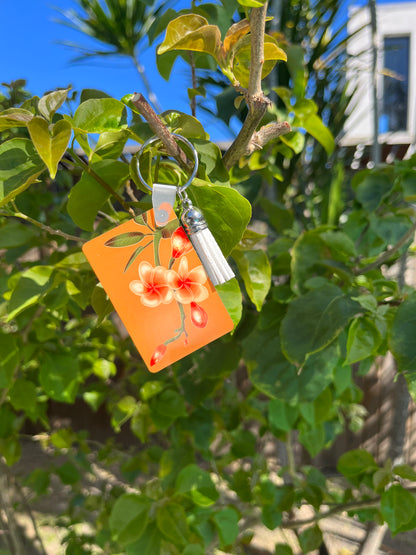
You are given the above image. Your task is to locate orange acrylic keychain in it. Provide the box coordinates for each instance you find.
[82,134,235,372]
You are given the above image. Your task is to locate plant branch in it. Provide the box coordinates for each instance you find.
[355,219,416,275]
[282,487,416,529]
[189,51,197,118]
[223,3,291,170]
[4,209,85,244]
[131,93,193,172]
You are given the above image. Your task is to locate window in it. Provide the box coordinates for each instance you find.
[381,36,410,132]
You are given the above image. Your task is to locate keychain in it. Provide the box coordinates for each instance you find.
[82,134,235,372]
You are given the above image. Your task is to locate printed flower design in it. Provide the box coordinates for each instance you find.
[190,302,208,328]
[129,261,173,308]
[150,344,167,367]
[171,227,193,259]
[166,257,209,305]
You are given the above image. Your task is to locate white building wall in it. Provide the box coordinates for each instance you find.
[342,2,416,146]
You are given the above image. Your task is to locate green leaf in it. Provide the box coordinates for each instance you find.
[93,129,129,160]
[92,359,116,380]
[213,507,239,548]
[181,546,205,555]
[126,523,161,555]
[156,503,190,546]
[352,170,393,213]
[0,221,37,248]
[27,117,72,179]
[151,389,187,420]
[158,15,221,61]
[216,278,243,329]
[232,35,287,88]
[346,317,381,364]
[109,493,151,547]
[190,185,251,256]
[9,379,37,414]
[232,248,271,311]
[67,160,129,230]
[287,44,306,98]
[0,108,33,130]
[280,284,359,365]
[381,484,416,533]
[394,464,416,481]
[237,0,267,6]
[296,113,334,156]
[56,461,81,485]
[38,88,70,120]
[73,98,127,133]
[0,138,45,207]
[0,333,19,388]
[7,265,54,320]
[337,449,378,479]
[298,525,323,553]
[298,423,325,457]
[162,111,207,140]
[140,381,165,402]
[268,399,298,432]
[389,292,416,376]
[39,353,80,403]
[290,230,327,294]
[274,545,293,555]
[176,464,219,507]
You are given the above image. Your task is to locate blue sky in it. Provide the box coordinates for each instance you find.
[0,0,234,141]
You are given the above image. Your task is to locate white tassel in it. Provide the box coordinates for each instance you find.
[181,205,235,286]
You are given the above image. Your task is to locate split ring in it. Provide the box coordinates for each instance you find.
[136,133,198,193]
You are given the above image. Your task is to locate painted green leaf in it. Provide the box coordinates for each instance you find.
[231,248,271,311]
[0,108,33,130]
[213,507,239,548]
[67,160,129,231]
[346,317,382,364]
[156,503,189,546]
[176,464,219,507]
[27,117,72,178]
[73,98,127,133]
[38,88,70,120]
[232,35,287,87]
[104,231,147,248]
[389,291,416,375]
[39,353,80,403]
[381,484,416,533]
[158,15,221,61]
[0,138,45,207]
[190,185,251,256]
[216,278,243,329]
[280,284,360,365]
[109,493,151,546]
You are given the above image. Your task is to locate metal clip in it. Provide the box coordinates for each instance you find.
[152,184,176,228]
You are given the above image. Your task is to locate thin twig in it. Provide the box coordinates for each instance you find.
[223,3,290,170]
[4,210,85,244]
[14,478,48,555]
[281,486,416,529]
[189,51,197,117]
[131,93,192,171]
[355,219,416,275]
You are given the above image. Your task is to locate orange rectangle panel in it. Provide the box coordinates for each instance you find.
[82,209,234,372]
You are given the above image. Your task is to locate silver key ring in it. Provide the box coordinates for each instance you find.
[136,133,198,194]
